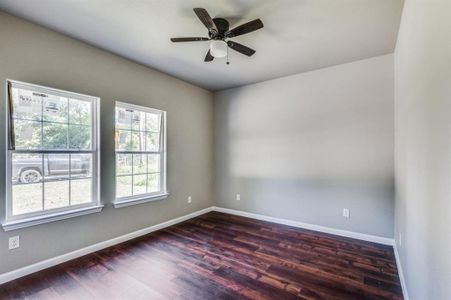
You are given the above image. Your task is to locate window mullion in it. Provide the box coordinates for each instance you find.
[68,100,71,206]
[41,153,45,211]
[69,153,72,206]
[131,153,134,196]
[144,113,148,193]
[130,110,134,196]
[67,99,70,150]
[40,94,44,152]
[146,153,149,193]
[41,95,45,211]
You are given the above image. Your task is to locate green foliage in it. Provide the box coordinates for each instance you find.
[13,98,92,150]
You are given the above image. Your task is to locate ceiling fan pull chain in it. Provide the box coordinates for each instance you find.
[226,46,230,65]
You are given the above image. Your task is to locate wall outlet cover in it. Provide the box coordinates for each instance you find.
[9,236,20,250]
[236,194,241,201]
[342,208,350,218]
[187,196,192,204]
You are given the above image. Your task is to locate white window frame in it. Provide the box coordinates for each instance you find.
[113,101,168,208]
[2,80,102,231]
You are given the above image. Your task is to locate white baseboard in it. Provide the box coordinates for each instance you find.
[393,243,410,300]
[211,206,395,246]
[0,207,213,285]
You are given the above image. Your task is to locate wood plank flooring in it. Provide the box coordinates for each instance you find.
[0,212,403,299]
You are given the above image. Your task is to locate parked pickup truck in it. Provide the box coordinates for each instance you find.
[12,154,90,183]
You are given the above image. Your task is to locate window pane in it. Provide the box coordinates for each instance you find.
[146,132,160,152]
[133,154,147,174]
[69,99,91,125]
[12,183,43,215]
[133,175,147,195]
[116,129,132,151]
[71,179,92,205]
[44,154,70,209]
[116,154,132,175]
[69,125,91,150]
[146,113,160,132]
[71,154,92,178]
[12,153,43,215]
[12,88,42,121]
[116,176,132,198]
[147,154,160,173]
[132,111,145,131]
[45,154,70,180]
[131,131,144,151]
[44,180,69,209]
[116,107,131,130]
[43,122,68,149]
[147,173,160,193]
[12,153,43,183]
[42,95,68,123]
[14,120,42,150]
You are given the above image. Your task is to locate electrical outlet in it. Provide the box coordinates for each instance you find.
[187,196,192,204]
[399,232,402,247]
[236,194,241,201]
[9,236,19,250]
[342,208,350,218]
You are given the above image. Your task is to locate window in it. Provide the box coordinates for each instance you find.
[3,80,101,231]
[114,102,167,207]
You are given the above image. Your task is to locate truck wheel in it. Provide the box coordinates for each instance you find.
[20,169,42,183]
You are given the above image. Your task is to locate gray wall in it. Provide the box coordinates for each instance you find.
[394,0,451,299]
[0,12,214,274]
[214,54,395,238]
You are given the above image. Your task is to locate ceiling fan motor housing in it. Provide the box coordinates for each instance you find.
[211,18,230,39]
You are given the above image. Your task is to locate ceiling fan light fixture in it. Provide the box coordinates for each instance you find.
[209,40,227,58]
[170,8,263,62]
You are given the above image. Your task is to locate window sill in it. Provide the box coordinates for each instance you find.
[2,205,104,231]
[113,193,169,208]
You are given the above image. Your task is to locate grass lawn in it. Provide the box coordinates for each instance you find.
[11,175,159,215]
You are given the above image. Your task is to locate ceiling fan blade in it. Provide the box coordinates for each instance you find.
[170,37,209,42]
[204,50,214,62]
[193,8,218,33]
[226,19,263,37]
[227,41,256,56]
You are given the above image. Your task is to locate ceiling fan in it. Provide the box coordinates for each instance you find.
[170,8,263,63]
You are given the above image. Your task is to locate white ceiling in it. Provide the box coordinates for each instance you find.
[0,0,403,91]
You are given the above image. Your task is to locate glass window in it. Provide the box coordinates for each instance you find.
[5,81,100,222]
[114,102,166,204]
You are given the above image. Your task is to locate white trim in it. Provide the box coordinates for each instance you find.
[4,79,101,225]
[115,101,163,115]
[211,206,395,246]
[113,193,169,208]
[2,205,104,231]
[114,101,167,203]
[0,207,212,284]
[393,243,410,300]
[8,79,99,102]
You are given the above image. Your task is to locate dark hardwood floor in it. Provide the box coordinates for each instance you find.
[0,212,403,300]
